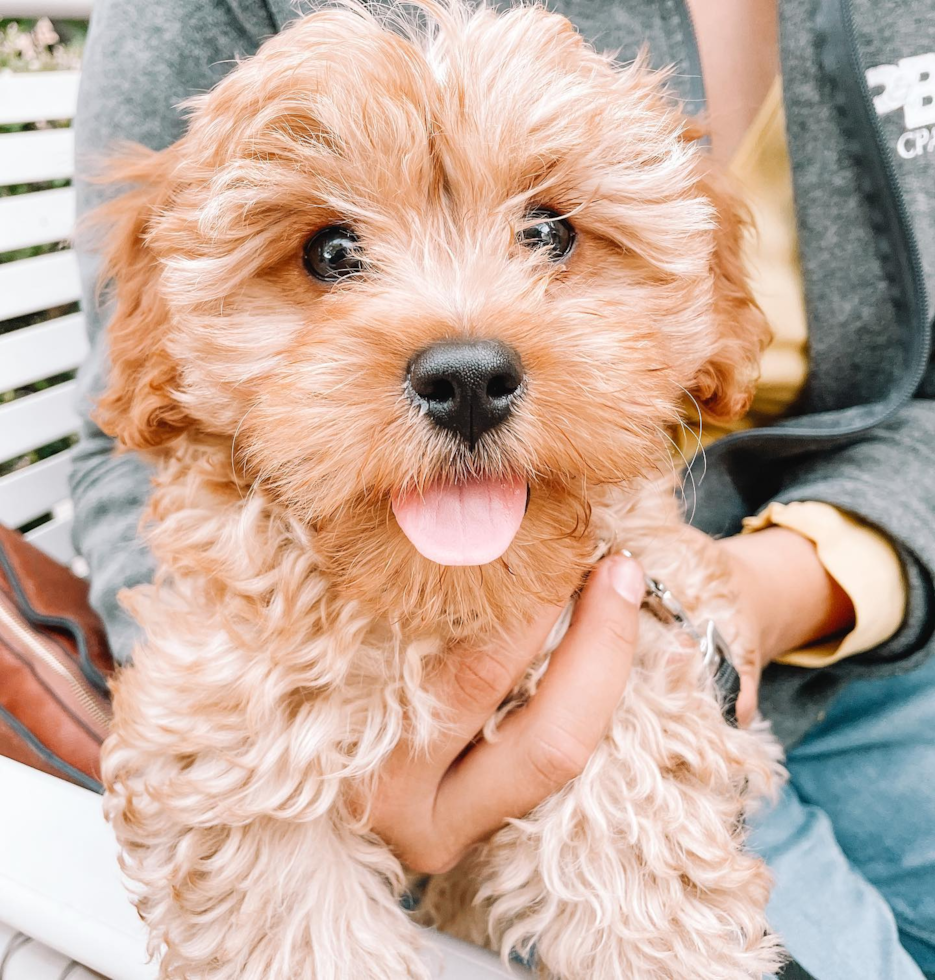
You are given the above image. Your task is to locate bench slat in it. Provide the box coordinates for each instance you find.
[0,382,79,464]
[0,187,75,252]
[0,129,75,186]
[0,251,81,322]
[0,1,93,17]
[0,313,88,392]
[0,448,74,528]
[0,72,80,126]
[0,921,101,980]
[25,514,75,564]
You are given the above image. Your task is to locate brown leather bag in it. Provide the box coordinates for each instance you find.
[0,524,114,793]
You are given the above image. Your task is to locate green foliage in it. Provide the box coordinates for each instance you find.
[0,17,84,72]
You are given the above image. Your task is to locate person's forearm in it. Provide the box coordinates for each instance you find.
[720,527,855,663]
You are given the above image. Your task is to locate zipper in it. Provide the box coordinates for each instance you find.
[0,592,111,730]
[698,0,931,463]
[831,0,930,396]
[0,545,110,697]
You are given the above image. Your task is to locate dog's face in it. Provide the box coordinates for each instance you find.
[96,3,767,635]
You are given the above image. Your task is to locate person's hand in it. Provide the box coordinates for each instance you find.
[716,526,855,726]
[364,555,645,874]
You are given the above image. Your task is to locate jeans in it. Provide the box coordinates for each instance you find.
[750,651,935,980]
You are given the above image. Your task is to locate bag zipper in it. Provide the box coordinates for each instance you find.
[0,593,111,730]
[0,543,110,697]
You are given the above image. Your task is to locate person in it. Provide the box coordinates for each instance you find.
[71,1,935,978]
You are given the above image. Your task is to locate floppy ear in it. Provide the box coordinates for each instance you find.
[690,165,772,424]
[90,145,192,451]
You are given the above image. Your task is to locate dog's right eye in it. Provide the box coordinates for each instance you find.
[517,208,576,261]
[303,226,364,282]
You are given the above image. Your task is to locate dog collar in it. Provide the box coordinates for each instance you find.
[629,559,741,727]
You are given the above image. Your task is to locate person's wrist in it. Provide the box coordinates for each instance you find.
[718,532,777,665]
[719,525,855,663]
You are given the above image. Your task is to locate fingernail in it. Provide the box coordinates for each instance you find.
[609,557,645,605]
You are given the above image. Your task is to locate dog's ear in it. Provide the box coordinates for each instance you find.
[689,158,771,424]
[91,145,192,451]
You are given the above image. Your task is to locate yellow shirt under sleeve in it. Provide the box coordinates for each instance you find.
[743,502,907,667]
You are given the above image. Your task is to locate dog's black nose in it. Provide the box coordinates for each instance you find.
[408,340,525,449]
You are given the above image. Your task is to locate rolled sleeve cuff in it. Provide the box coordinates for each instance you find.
[742,501,906,668]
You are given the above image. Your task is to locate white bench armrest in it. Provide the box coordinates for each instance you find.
[0,757,155,980]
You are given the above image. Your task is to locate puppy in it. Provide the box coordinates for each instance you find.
[93,3,782,978]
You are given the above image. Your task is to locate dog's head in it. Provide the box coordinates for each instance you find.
[94,2,768,634]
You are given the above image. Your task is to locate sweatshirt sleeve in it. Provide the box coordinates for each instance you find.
[70,0,275,663]
[765,399,935,675]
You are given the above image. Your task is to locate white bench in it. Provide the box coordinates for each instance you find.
[0,1,92,13]
[0,69,84,569]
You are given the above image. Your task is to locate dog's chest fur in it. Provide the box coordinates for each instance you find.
[106,449,784,980]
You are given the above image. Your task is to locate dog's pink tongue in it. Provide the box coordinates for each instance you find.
[392,476,526,566]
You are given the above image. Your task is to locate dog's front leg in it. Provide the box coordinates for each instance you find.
[105,760,432,979]
[103,653,431,980]
[105,757,431,980]
[472,656,782,980]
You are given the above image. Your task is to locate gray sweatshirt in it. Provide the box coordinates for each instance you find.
[72,0,935,748]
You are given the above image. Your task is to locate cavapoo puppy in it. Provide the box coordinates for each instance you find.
[93,2,783,977]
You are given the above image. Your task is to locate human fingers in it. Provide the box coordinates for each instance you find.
[431,555,644,863]
[385,601,567,788]
[366,601,566,865]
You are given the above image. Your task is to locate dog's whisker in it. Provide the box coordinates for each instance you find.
[231,403,259,499]
[652,422,700,526]
[676,383,707,486]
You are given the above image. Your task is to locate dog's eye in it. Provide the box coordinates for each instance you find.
[303,226,364,282]
[517,208,575,261]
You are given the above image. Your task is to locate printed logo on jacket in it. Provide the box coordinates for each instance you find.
[867,53,935,160]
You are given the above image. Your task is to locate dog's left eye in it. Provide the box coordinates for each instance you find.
[517,208,576,261]
[303,226,365,282]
